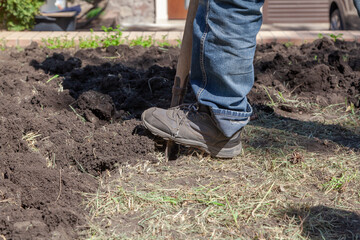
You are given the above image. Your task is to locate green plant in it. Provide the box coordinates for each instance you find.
[129,36,154,47]
[346,102,356,115]
[0,0,44,30]
[15,45,23,51]
[42,37,75,49]
[277,91,286,103]
[101,25,124,47]
[79,36,100,49]
[77,28,99,48]
[0,38,6,50]
[284,41,294,48]
[263,85,276,107]
[46,74,59,83]
[328,33,343,42]
[318,33,324,39]
[40,26,180,50]
[322,173,355,193]
[79,36,100,48]
[69,105,86,123]
[86,7,103,19]
[156,35,171,47]
[176,39,182,48]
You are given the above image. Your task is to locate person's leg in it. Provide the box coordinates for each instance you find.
[142,0,264,158]
[191,0,264,137]
[354,0,360,16]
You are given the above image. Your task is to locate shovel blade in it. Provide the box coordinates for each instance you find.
[165,140,180,161]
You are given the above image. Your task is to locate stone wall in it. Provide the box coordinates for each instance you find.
[108,0,155,24]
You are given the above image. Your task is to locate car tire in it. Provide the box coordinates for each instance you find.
[330,9,344,30]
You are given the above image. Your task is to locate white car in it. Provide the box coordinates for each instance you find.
[330,0,360,30]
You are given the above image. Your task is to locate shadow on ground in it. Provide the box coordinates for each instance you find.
[29,50,195,122]
[248,105,360,151]
[286,205,360,239]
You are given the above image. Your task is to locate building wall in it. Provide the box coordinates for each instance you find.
[108,0,156,24]
[263,0,329,24]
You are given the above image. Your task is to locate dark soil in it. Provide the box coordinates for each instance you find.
[252,38,360,108]
[0,38,359,239]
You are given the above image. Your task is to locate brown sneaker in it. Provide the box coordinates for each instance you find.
[141,104,242,158]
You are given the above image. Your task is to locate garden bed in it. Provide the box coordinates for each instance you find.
[0,37,359,239]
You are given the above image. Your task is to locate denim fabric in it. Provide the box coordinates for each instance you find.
[354,0,360,16]
[190,0,264,137]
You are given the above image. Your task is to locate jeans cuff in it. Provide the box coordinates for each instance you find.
[210,103,253,119]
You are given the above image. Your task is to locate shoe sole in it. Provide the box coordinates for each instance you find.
[142,115,242,158]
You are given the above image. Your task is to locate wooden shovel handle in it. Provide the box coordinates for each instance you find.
[170,0,199,107]
[166,0,199,161]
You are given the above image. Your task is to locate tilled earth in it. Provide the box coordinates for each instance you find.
[0,38,359,239]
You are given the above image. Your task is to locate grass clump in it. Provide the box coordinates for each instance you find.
[42,37,75,49]
[41,26,126,49]
[284,41,294,48]
[129,36,154,48]
[156,35,171,48]
[40,26,181,50]
[322,173,357,194]
[101,26,124,47]
[0,38,6,51]
[79,35,101,49]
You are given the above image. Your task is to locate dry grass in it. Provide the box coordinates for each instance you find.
[22,131,41,152]
[82,97,360,239]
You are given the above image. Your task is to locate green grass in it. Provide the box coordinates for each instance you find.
[42,36,75,49]
[129,36,154,48]
[69,105,86,123]
[322,173,357,194]
[0,38,6,51]
[156,35,171,48]
[46,74,59,83]
[2,26,178,49]
[284,41,294,48]
[39,27,177,50]
[79,35,101,49]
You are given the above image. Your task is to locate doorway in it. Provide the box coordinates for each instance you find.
[167,0,188,19]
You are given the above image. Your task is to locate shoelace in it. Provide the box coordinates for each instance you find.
[171,103,199,136]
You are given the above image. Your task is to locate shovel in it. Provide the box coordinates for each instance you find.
[165,0,199,161]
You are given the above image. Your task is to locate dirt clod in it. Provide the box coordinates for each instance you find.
[76,90,115,122]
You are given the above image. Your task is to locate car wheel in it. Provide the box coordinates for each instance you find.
[330,9,344,30]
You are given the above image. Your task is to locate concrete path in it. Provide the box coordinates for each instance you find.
[0,30,360,48]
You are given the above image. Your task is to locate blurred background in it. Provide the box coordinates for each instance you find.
[70,0,360,31]
[0,0,359,31]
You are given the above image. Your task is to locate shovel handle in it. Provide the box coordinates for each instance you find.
[166,0,199,160]
[170,0,199,107]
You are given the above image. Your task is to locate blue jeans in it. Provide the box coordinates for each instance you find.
[190,0,264,137]
[355,0,360,16]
